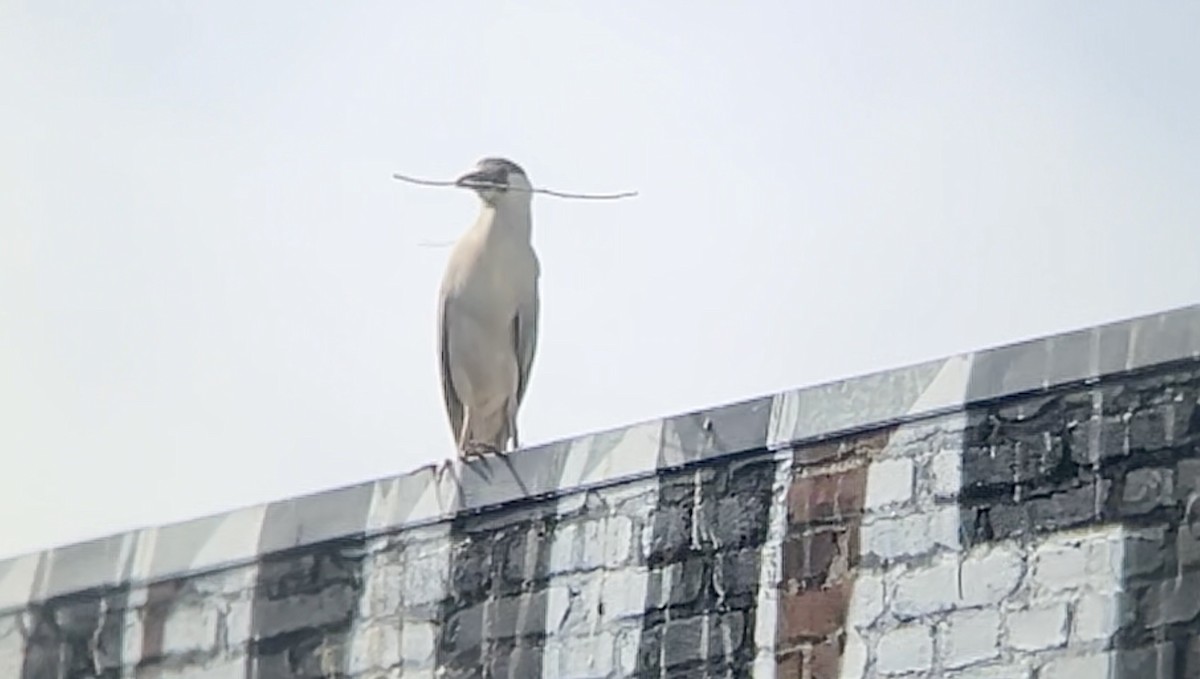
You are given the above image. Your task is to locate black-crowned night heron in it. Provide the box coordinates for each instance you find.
[437,157,540,458]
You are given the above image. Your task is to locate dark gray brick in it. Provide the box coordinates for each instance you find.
[448,535,494,604]
[1121,529,1167,580]
[962,444,1016,490]
[251,584,358,641]
[1119,468,1175,517]
[488,591,549,640]
[646,503,692,566]
[1139,570,1200,628]
[637,624,663,674]
[662,616,706,667]
[661,613,746,669]
[486,641,543,679]
[1184,636,1200,679]
[1177,459,1200,499]
[441,601,485,655]
[1114,642,1176,678]
[1129,406,1174,451]
[718,550,763,598]
[20,589,131,679]
[709,612,746,655]
[1176,521,1200,571]
[497,525,535,594]
[653,558,706,609]
[246,652,297,679]
[713,494,768,549]
[1026,482,1110,534]
[1068,417,1129,464]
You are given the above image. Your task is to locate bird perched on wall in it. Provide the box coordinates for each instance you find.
[437,157,541,459]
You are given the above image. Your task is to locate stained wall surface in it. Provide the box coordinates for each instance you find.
[1,304,1198,679]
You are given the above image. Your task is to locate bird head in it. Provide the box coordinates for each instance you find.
[455,157,532,207]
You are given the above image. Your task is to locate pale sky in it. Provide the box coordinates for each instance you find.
[2,1,1198,560]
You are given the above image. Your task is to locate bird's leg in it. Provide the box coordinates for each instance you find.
[432,458,463,511]
[457,408,473,452]
[461,440,501,458]
[459,439,498,482]
[505,398,520,451]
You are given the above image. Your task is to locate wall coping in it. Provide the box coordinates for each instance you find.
[1,303,1197,613]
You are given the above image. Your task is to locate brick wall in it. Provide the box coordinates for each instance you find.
[1,304,1197,678]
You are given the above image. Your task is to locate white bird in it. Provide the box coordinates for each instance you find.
[437,157,540,459]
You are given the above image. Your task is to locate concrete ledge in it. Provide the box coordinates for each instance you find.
[1,303,1197,613]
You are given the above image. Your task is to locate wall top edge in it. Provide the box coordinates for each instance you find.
[1,302,1197,612]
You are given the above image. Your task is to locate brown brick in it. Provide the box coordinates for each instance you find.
[781,530,840,588]
[775,649,804,678]
[794,439,843,464]
[850,429,895,455]
[778,582,852,642]
[809,637,844,679]
[786,464,868,525]
[793,428,895,465]
[844,525,862,571]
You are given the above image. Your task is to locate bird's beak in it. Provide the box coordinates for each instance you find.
[455,168,505,190]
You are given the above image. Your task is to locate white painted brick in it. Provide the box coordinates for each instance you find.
[892,557,960,618]
[162,605,220,655]
[614,626,641,676]
[549,524,579,575]
[862,515,934,561]
[564,584,610,636]
[930,505,962,550]
[361,559,404,619]
[0,615,23,679]
[579,522,607,571]
[892,545,1022,619]
[347,621,401,673]
[155,657,249,679]
[1038,652,1111,679]
[545,584,576,636]
[400,621,437,664]
[552,517,636,575]
[1032,542,1089,593]
[944,665,1032,679]
[960,545,1023,606]
[930,448,962,498]
[600,569,650,621]
[1073,592,1129,643]
[401,543,450,606]
[865,458,914,510]
[841,629,867,679]
[605,516,634,565]
[1031,529,1123,595]
[848,572,885,627]
[1006,602,1068,651]
[876,624,933,675]
[546,632,615,679]
[189,564,258,597]
[224,597,255,648]
[121,609,144,666]
[580,517,633,569]
[888,417,958,450]
[940,608,1001,669]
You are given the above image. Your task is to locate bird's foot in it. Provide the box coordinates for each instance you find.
[460,441,501,460]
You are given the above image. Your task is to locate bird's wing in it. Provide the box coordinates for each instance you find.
[437,292,465,445]
[513,284,540,406]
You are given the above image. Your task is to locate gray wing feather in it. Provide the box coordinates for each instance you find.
[438,294,464,445]
[513,286,540,405]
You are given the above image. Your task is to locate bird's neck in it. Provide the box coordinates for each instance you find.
[476,203,533,244]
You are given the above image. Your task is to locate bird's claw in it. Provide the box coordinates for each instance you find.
[460,441,501,460]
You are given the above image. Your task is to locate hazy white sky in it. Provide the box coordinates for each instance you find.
[2,1,1197,559]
